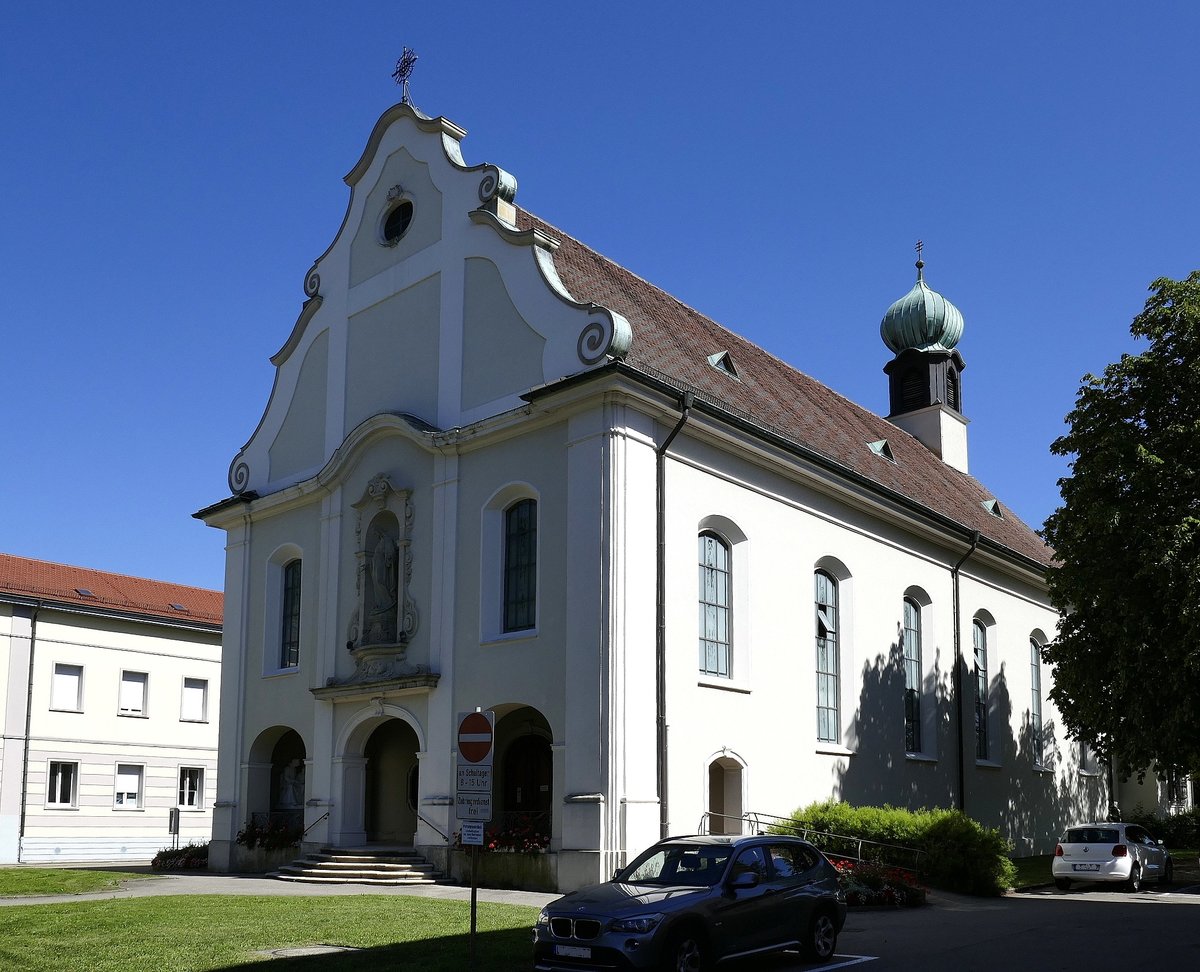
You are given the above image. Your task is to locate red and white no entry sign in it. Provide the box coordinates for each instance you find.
[457,711,494,764]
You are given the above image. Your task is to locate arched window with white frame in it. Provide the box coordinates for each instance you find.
[903,596,923,754]
[815,569,840,743]
[698,531,732,678]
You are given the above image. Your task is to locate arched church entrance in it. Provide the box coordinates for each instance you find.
[494,706,553,847]
[364,718,420,844]
[246,726,307,834]
[707,755,744,834]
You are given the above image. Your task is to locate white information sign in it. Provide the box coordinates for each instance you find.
[456,791,493,821]
[460,821,484,846]
[457,764,493,792]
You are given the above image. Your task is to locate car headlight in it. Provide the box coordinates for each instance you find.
[536,909,549,926]
[610,913,664,934]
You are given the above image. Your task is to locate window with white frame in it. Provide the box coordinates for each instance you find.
[114,764,144,809]
[698,531,732,678]
[903,597,922,753]
[503,498,537,632]
[815,570,840,743]
[47,761,78,807]
[1030,637,1044,767]
[181,677,208,722]
[51,663,83,712]
[178,767,204,809]
[280,558,302,668]
[118,670,148,716]
[973,619,990,760]
[1078,740,1102,775]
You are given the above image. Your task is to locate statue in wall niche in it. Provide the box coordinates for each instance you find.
[278,759,305,808]
[366,524,400,644]
[348,475,417,654]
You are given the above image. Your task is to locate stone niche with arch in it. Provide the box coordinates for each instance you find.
[335,473,429,687]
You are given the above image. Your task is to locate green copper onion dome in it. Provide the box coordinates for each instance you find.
[880,259,964,354]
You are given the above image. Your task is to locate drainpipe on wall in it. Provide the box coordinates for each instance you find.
[17,601,42,863]
[951,531,980,814]
[656,392,693,839]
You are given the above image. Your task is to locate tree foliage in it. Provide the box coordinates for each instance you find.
[1042,271,1200,781]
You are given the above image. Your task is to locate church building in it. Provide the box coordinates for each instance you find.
[197,102,1109,890]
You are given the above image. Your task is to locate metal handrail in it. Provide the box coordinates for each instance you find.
[418,810,450,844]
[697,809,924,876]
[301,810,330,841]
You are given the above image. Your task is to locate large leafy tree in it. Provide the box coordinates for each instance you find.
[1042,271,1200,781]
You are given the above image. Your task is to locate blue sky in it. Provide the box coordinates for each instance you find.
[3,2,1196,590]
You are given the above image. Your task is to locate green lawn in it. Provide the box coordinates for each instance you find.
[0,894,540,972]
[0,868,149,897]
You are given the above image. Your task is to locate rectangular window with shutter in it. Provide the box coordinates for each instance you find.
[51,663,83,712]
[180,677,208,722]
[114,764,144,809]
[119,671,148,716]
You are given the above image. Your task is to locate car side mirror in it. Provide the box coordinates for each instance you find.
[729,871,760,890]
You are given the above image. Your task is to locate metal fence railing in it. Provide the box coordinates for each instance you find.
[698,809,924,877]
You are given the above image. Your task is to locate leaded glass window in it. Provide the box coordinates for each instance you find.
[503,499,537,632]
[903,598,922,753]
[698,532,731,677]
[973,620,989,760]
[815,570,839,743]
[1030,638,1044,766]
[280,559,302,668]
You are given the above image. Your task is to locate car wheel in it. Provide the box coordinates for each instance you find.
[1126,863,1142,893]
[661,927,710,972]
[1160,859,1173,886]
[1054,878,1071,891]
[802,909,839,963]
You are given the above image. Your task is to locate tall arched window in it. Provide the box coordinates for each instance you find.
[973,620,989,760]
[698,532,731,677]
[1030,638,1044,766]
[503,498,537,632]
[815,570,839,743]
[903,597,922,753]
[280,559,302,669]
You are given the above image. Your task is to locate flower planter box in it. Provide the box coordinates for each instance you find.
[449,849,557,892]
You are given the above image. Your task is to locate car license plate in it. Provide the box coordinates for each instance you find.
[555,945,592,959]
[1073,863,1101,871]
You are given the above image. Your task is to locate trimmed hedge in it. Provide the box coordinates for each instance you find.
[151,841,209,871]
[781,801,1016,896]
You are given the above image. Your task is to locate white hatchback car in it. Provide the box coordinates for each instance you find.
[1052,822,1173,891]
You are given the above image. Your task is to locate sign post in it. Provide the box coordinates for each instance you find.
[456,709,494,965]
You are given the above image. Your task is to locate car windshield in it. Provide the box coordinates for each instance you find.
[1064,827,1119,843]
[616,843,733,887]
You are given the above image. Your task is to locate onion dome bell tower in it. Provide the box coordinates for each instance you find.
[881,246,970,472]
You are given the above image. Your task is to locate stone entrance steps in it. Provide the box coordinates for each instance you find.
[273,846,443,886]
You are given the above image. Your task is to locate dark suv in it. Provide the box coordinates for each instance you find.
[532,833,846,970]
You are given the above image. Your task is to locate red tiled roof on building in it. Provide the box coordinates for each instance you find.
[0,553,223,627]
[518,209,1053,569]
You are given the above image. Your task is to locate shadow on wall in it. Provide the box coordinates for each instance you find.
[833,636,1106,854]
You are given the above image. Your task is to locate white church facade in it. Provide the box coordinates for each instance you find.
[198,102,1110,891]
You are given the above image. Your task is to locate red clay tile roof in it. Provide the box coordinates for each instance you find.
[518,209,1053,569]
[0,553,223,627]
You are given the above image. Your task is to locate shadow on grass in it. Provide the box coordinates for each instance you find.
[207,926,534,972]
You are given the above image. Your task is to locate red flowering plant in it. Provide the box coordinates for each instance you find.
[455,813,550,853]
[827,855,926,907]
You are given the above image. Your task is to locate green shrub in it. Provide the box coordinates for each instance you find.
[780,800,1015,896]
[1120,805,1200,848]
[151,841,209,871]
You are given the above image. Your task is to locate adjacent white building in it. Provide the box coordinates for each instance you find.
[0,554,222,863]
[198,102,1112,891]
